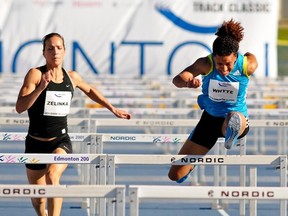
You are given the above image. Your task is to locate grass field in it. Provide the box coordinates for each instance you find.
[278,26,288,76]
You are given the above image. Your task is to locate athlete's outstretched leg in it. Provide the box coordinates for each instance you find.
[168,139,210,182]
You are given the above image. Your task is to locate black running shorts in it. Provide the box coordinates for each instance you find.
[188,110,249,149]
[25,134,72,170]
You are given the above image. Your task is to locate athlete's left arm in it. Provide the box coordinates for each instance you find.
[244,52,258,76]
[68,71,131,119]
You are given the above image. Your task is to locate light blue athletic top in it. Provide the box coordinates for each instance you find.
[197,53,249,118]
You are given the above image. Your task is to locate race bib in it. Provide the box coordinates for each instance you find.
[44,91,72,116]
[208,79,239,103]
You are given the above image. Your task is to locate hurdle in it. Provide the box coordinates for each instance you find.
[2,117,288,154]
[90,118,288,154]
[0,131,105,211]
[0,117,92,137]
[249,119,288,154]
[0,116,91,126]
[89,133,239,197]
[107,154,287,216]
[0,106,200,117]
[92,117,288,128]
[129,185,288,216]
[0,117,95,185]
[69,107,198,119]
[0,153,107,216]
[0,184,125,216]
[82,97,184,108]
[85,132,241,195]
[181,98,287,109]
[0,132,103,185]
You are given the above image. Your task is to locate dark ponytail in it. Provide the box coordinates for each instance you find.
[212,19,244,56]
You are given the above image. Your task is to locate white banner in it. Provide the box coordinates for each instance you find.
[0,0,279,78]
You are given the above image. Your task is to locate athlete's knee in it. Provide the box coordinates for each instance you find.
[31,197,46,208]
[168,170,179,181]
[46,169,61,185]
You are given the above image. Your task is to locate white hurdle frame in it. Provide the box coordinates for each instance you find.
[91,118,288,153]
[0,132,103,188]
[129,185,288,216]
[107,154,287,216]
[2,117,288,155]
[0,184,125,216]
[0,153,107,216]
[87,133,233,193]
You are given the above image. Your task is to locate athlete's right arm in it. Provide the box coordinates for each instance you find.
[172,56,210,88]
[15,69,46,113]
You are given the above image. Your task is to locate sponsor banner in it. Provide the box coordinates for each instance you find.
[0,153,100,164]
[0,0,278,77]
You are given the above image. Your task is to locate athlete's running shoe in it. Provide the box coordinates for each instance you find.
[224,113,241,149]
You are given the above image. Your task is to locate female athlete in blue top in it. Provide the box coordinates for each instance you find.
[168,19,258,183]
